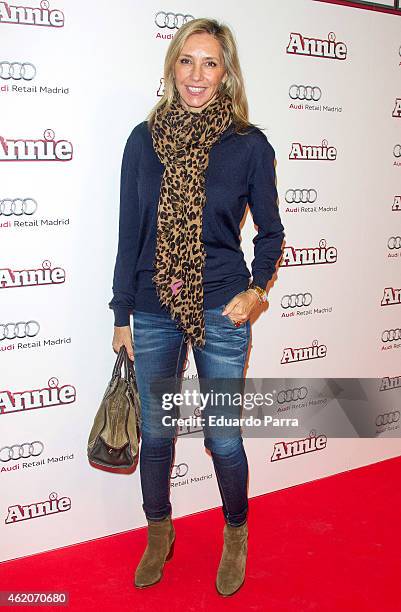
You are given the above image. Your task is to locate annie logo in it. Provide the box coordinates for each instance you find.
[5,491,71,524]
[286,32,347,60]
[380,376,401,391]
[271,432,327,461]
[392,99,401,118]
[280,239,337,267]
[281,339,327,364]
[289,139,337,161]
[0,1,64,27]
[0,376,76,415]
[381,287,401,306]
[0,129,72,161]
[0,260,65,288]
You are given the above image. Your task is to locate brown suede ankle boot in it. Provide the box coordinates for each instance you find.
[134,515,175,588]
[216,521,248,596]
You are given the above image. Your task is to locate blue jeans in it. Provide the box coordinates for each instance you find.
[132,304,251,527]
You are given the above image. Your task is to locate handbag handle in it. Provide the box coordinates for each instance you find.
[111,346,126,380]
[112,345,137,383]
[124,347,137,384]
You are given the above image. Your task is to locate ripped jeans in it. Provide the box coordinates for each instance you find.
[132,304,251,527]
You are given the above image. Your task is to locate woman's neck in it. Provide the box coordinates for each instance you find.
[179,92,218,114]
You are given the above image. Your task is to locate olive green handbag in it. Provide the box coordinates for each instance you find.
[87,346,141,469]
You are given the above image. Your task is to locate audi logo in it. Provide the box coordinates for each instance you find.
[0,62,36,81]
[394,144,401,157]
[171,463,189,478]
[285,189,318,204]
[155,11,194,29]
[0,198,37,216]
[388,236,401,249]
[281,294,313,309]
[0,441,44,462]
[382,328,401,342]
[289,85,322,101]
[376,411,400,427]
[277,387,308,404]
[0,321,40,341]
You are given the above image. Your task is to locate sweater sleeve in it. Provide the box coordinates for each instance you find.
[247,133,285,290]
[108,126,142,326]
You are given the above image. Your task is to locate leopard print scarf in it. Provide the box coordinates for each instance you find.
[151,91,233,349]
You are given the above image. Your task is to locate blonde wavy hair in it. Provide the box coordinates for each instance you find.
[147,17,254,133]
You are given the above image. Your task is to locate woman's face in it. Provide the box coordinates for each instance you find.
[174,32,227,113]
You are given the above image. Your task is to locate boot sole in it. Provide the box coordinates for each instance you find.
[134,538,175,589]
[215,577,245,597]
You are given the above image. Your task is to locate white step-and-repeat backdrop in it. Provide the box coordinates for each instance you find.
[1,0,401,562]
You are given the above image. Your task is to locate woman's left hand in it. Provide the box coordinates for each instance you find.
[222,290,260,326]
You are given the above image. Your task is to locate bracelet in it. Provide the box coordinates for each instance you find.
[247,287,262,303]
[247,282,268,303]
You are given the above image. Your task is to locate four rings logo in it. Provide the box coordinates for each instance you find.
[388,236,401,249]
[376,411,400,427]
[171,463,189,478]
[0,197,37,215]
[0,441,44,462]
[0,320,40,341]
[281,293,313,309]
[155,11,194,29]
[0,1,64,27]
[285,189,317,204]
[0,61,36,80]
[381,328,401,342]
[289,85,322,101]
[277,387,308,404]
[286,32,347,60]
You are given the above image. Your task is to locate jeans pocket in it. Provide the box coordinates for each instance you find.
[221,305,245,329]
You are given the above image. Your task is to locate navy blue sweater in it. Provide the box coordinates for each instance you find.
[109,120,285,326]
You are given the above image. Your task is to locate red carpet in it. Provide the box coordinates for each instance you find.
[1,456,401,611]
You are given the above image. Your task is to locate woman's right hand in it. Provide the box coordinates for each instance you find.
[112,325,134,361]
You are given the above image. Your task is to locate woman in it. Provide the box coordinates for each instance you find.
[109,18,285,596]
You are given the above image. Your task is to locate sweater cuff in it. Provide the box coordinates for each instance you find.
[250,273,270,291]
[112,306,131,327]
